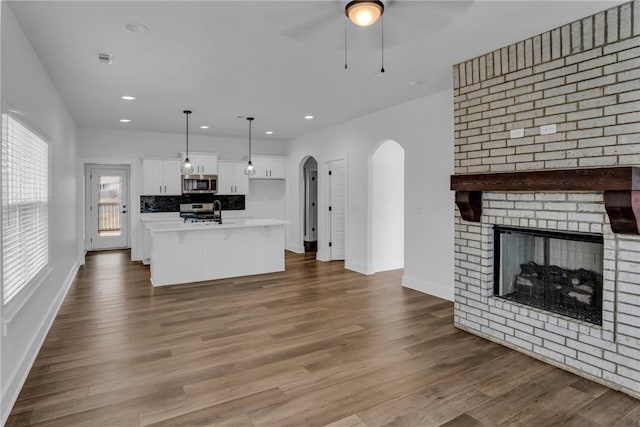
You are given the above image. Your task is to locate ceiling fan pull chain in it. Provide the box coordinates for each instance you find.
[344,19,348,70]
[380,15,385,73]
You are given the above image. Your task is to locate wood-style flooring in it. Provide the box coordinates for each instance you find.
[6,250,640,426]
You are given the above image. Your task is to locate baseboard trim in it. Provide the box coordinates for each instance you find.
[402,275,453,301]
[1,261,79,425]
[345,261,373,275]
[286,244,305,254]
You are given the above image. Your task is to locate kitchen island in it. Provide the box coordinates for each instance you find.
[146,218,288,286]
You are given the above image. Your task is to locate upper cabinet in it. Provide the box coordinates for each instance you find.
[251,156,286,180]
[218,161,249,195]
[180,152,219,175]
[142,159,181,195]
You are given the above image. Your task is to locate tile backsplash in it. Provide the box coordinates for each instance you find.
[140,194,246,213]
[140,195,180,213]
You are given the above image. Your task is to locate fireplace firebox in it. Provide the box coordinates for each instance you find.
[494,226,603,325]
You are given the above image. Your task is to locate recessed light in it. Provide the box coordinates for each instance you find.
[304,115,314,120]
[408,81,419,87]
[200,125,209,129]
[121,95,136,101]
[124,23,148,33]
[120,119,131,123]
[265,131,274,135]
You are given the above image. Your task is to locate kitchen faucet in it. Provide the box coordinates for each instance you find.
[213,199,222,224]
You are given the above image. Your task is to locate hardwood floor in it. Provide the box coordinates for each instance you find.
[6,250,640,426]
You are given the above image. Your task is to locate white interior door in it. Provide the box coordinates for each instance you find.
[87,165,130,250]
[328,159,345,260]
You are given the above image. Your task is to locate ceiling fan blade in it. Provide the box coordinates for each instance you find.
[256,1,343,42]
[386,0,474,29]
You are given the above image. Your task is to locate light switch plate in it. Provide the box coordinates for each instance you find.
[540,124,557,135]
[510,128,525,139]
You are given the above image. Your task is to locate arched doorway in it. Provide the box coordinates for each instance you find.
[372,140,404,272]
[302,157,318,253]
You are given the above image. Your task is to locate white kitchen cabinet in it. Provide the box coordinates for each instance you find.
[142,159,181,195]
[251,156,286,179]
[218,161,249,195]
[181,152,218,175]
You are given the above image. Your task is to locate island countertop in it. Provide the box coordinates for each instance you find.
[147,217,288,286]
[147,218,289,233]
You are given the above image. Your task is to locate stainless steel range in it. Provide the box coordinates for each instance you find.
[179,195,222,223]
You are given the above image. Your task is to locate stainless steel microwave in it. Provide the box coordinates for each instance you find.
[181,174,218,194]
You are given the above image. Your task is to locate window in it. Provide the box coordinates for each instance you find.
[1,113,49,305]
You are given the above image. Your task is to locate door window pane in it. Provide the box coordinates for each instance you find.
[98,176,121,236]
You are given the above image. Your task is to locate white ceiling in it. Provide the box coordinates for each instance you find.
[7,0,623,140]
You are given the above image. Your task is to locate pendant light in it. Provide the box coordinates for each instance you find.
[345,0,384,27]
[181,110,194,174]
[244,117,256,176]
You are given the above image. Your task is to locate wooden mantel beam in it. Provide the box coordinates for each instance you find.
[450,167,640,235]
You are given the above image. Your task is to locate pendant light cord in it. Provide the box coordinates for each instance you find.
[380,15,385,73]
[248,117,254,161]
[185,111,189,157]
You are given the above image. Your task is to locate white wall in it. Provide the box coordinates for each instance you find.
[77,128,288,261]
[373,140,404,272]
[1,4,79,422]
[285,90,454,300]
[246,180,286,220]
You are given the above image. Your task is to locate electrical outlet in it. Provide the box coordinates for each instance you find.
[540,124,557,135]
[510,128,525,139]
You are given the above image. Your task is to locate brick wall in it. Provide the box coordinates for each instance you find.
[453,2,640,174]
[452,2,640,398]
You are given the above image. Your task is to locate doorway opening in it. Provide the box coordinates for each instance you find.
[85,164,130,251]
[302,157,318,253]
[372,140,404,272]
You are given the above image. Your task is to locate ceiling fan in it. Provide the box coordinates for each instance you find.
[256,0,473,72]
[258,1,473,52]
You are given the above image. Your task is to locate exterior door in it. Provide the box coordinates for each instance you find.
[86,165,130,250]
[328,159,345,260]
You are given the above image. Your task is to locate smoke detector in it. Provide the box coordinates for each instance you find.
[97,52,113,64]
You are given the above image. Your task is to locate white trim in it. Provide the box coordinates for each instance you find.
[315,253,330,262]
[345,260,373,275]
[286,244,305,254]
[402,274,453,301]
[3,267,53,325]
[1,261,79,425]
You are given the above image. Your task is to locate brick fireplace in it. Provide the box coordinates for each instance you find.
[452,2,640,398]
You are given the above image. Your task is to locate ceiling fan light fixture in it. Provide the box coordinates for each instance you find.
[345,0,384,27]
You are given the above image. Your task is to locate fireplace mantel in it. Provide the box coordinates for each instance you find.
[450,167,640,235]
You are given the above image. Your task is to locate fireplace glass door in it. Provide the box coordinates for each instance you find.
[494,226,603,325]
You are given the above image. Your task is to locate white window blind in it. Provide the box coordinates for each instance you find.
[1,113,49,305]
